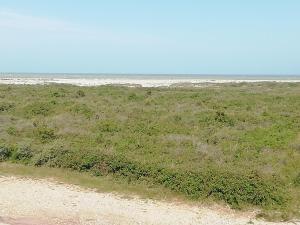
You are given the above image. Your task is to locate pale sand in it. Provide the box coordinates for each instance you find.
[0,176,298,225]
[0,77,299,87]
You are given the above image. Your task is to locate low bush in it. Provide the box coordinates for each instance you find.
[0,143,286,208]
[76,90,85,97]
[0,146,12,161]
[0,83,299,219]
[48,152,285,208]
[0,102,14,112]
[11,145,34,161]
[32,146,69,167]
[294,173,300,186]
[70,103,93,119]
[25,102,54,117]
[215,111,235,126]
[6,127,17,136]
[96,120,121,133]
[51,91,65,98]
[35,126,57,143]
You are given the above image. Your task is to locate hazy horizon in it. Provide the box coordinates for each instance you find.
[1,72,300,79]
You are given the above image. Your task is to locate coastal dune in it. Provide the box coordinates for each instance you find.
[0,77,299,87]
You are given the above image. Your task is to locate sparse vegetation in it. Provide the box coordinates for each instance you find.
[0,83,299,220]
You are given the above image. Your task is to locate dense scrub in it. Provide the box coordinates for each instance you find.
[0,83,299,218]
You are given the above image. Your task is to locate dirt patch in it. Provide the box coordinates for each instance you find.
[0,176,297,225]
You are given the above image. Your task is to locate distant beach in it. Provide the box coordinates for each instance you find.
[0,73,299,87]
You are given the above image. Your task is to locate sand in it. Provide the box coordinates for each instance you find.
[0,176,298,225]
[0,77,299,87]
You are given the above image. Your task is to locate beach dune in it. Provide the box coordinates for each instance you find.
[0,75,299,87]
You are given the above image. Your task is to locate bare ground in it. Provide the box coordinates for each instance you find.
[0,176,298,225]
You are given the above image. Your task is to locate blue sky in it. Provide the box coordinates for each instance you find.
[0,0,299,74]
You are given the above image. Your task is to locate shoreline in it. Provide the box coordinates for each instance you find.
[1,77,300,87]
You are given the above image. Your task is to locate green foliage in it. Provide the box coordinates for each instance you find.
[96,120,121,133]
[25,102,53,117]
[11,145,34,161]
[6,126,17,136]
[70,103,93,118]
[32,146,69,167]
[128,92,144,101]
[294,173,300,186]
[51,91,65,98]
[44,152,285,208]
[76,90,85,97]
[128,93,138,100]
[240,125,295,150]
[0,102,14,112]
[0,83,299,218]
[35,126,56,143]
[215,111,234,126]
[0,145,12,161]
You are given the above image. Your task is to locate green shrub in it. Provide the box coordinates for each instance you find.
[294,173,300,186]
[36,126,56,143]
[70,103,93,118]
[6,127,17,136]
[25,102,53,117]
[12,146,33,161]
[95,133,104,143]
[128,93,138,100]
[51,91,65,97]
[1,83,299,218]
[32,146,69,167]
[128,93,144,101]
[4,143,287,208]
[83,154,286,208]
[146,90,152,96]
[76,90,85,97]
[0,102,14,112]
[0,146,11,161]
[78,155,100,171]
[240,125,295,150]
[215,111,234,126]
[96,120,121,133]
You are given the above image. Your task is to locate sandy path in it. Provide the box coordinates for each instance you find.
[0,176,297,225]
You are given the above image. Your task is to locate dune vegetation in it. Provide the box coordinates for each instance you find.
[0,83,299,220]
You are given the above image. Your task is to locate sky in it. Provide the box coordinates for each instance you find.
[0,0,299,75]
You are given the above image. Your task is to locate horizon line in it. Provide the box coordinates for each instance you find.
[1,72,300,77]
